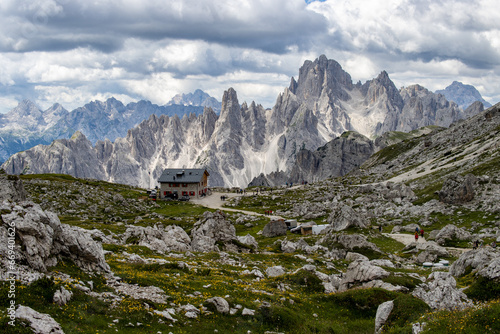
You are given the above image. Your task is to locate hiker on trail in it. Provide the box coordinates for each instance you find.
[415,232,419,242]
[420,228,424,238]
[416,227,420,234]
[378,225,382,233]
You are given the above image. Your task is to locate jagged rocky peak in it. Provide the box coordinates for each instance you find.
[294,54,353,104]
[436,81,492,110]
[362,71,404,109]
[218,88,242,129]
[13,99,42,116]
[167,89,222,112]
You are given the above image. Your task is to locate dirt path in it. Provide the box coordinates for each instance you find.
[387,232,470,256]
[191,192,284,219]
[386,233,426,245]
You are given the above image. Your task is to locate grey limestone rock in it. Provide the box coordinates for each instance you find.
[412,272,472,311]
[53,287,73,306]
[435,224,472,246]
[0,171,27,202]
[237,234,258,250]
[191,211,236,252]
[375,300,394,334]
[326,204,368,231]
[339,259,390,291]
[266,265,286,277]
[0,202,109,273]
[16,305,64,334]
[478,257,500,280]
[438,174,477,204]
[205,296,230,314]
[121,224,191,253]
[262,220,288,237]
[449,248,498,277]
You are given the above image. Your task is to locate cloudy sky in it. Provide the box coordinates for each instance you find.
[1,0,499,113]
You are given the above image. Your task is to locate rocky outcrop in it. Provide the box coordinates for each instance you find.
[0,202,109,273]
[375,300,394,334]
[205,297,230,314]
[190,211,236,252]
[319,233,382,254]
[16,305,64,334]
[262,220,288,237]
[121,224,191,253]
[0,171,27,202]
[478,257,500,280]
[288,132,375,184]
[266,266,286,277]
[339,259,390,291]
[450,248,497,276]
[326,204,368,231]
[438,174,477,204]
[412,272,472,311]
[53,287,73,306]
[435,224,473,246]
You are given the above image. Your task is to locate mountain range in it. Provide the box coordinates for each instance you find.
[0,92,218,163]
[1,55,492,188]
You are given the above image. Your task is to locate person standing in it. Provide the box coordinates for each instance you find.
[415,231,419,242]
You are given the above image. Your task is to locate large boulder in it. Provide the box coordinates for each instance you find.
[0,171,27,202]
[438,174,476,204]
[121,224,191,253]
[326,204,368,231]
[266,265,286,277]
[449,248,498,277]
[319,233,382,254]
[0,202,109,273]
[338,259,390,291]
[191,211,236,252]
[375,300,394,334]
[412,272,472,311]
[262,220,288,237]
[205,297,230,314]
[16,305,64,334]
[435,224,472,246]
[477,256,500,280]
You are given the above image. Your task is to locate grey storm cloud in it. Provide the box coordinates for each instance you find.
[1,0,327,54]
[0,0,499,113]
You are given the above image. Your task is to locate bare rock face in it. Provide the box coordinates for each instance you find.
[265,265,286,277]
[438,174,476,204]
[205,297,230,314]
[478,257,500,280]
[0,202,109,273]
[53,287,73,306]
[412,272,472,311]
[449,248,498,277]
[0,171,27,202]
[262,220,288,237]
[121,224,191,253]
[326,204,368,231]
[191,211,236,252]
[338,259,390,291]
[375,300,394,334]
[237,234,258,250]
[288,131,375,184]
[435,224,473,246]
[16,305,64,334]
[319,233,382,255]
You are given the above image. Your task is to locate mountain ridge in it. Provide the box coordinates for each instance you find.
[0,90,221,163]
[1,56,491,188]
